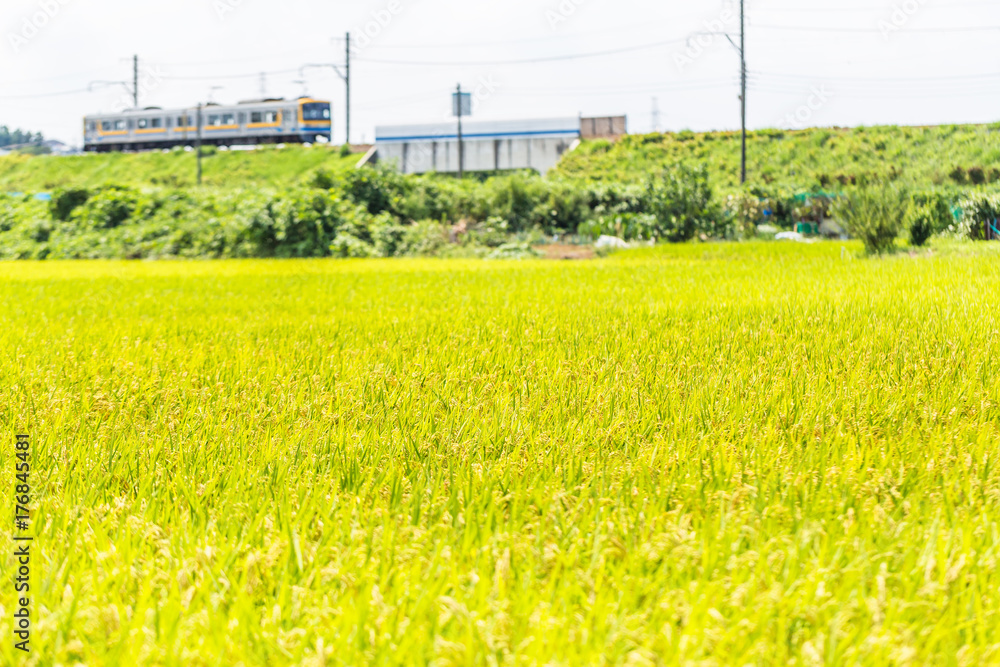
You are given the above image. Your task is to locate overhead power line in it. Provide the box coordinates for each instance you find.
[753,24,1000,34]
[0,87,91,100]
[353,37,689,67]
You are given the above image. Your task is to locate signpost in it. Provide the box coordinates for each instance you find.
[453,84,471,177]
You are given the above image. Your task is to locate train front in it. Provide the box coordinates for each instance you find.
[299,100,332,143]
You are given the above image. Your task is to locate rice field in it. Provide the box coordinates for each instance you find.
[1,241,1000,666]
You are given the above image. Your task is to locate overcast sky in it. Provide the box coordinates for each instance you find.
[2,0,998,146]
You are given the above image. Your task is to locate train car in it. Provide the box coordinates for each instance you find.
[83,97,331,152]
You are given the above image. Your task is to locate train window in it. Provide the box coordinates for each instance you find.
[88,122,96,132]
[177,115,188,127]
[238,113,246,124]
[250,111,279,124]
[222,113,235,125]
[137,118,148,129]
[165,118,172,128]
[302,103,331,121]
[150,118,163,128]
[101,121,113,131]
[116,120,127,131]
[208,114,221,126]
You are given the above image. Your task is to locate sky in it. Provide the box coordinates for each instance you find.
[1,0,999,146]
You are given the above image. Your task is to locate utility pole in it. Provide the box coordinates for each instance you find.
[740,0,747,185]
[345,32,351,146]
[691,1,748,184]
[196,104,203,186]
[456,83,464,178]
[301,34,351,146]
[133,54,139,109]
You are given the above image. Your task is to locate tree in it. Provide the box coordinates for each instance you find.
[0,125,45,148]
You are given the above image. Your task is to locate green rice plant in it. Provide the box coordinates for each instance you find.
[1,242,1000,665]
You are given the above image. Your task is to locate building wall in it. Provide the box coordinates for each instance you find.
[376,136,576,176]
[580,116,627,139]
[374,117,580,176]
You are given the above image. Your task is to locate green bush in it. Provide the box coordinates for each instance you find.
[484,173,547,233]
[486,242,542,260]
[330,233,375,258]
[338,164,407,216]
[578,166,721,242]
[398,220,450,256]
[579,212,658,241]
[909,191,955,234]
[0,160,735,258]
[69,186,154,230]
[644,165,722,242]
[49,187,91,221]
[905,204,935,247]
[726,190,765,239]
[242,189,349,258]
[831,181,908,255]
[308,168,336,190]
[957,192,1000,240]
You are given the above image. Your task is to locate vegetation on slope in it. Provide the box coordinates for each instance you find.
[0,144,360,191]
[3,123,1000,259]
[554,123,1000,192]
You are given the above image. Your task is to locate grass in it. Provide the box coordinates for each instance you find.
[554,124,1000,192]
[0,145,360,192]
[5,123,1000,196]
[1,240,999,665]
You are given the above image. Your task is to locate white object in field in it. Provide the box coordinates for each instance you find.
[819,219,847,239]
[374,117,580,176]
[595,235,629,249]
[775,232,806,242]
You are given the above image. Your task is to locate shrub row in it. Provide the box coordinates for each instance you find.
[0,164,988,260]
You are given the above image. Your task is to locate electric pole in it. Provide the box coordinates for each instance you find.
[345,32,351,146]
[196,104,203,186]
[691,1,748,184]
[456,84,464,178]
[133,54,139,109]
[301,34,351,146]
[740,0,747,185]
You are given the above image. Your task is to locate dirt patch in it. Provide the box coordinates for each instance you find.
[537,244,595,260]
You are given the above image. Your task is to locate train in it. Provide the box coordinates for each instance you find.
[83,97,332,152]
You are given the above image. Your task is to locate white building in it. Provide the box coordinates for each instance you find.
[371,117,582,176]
